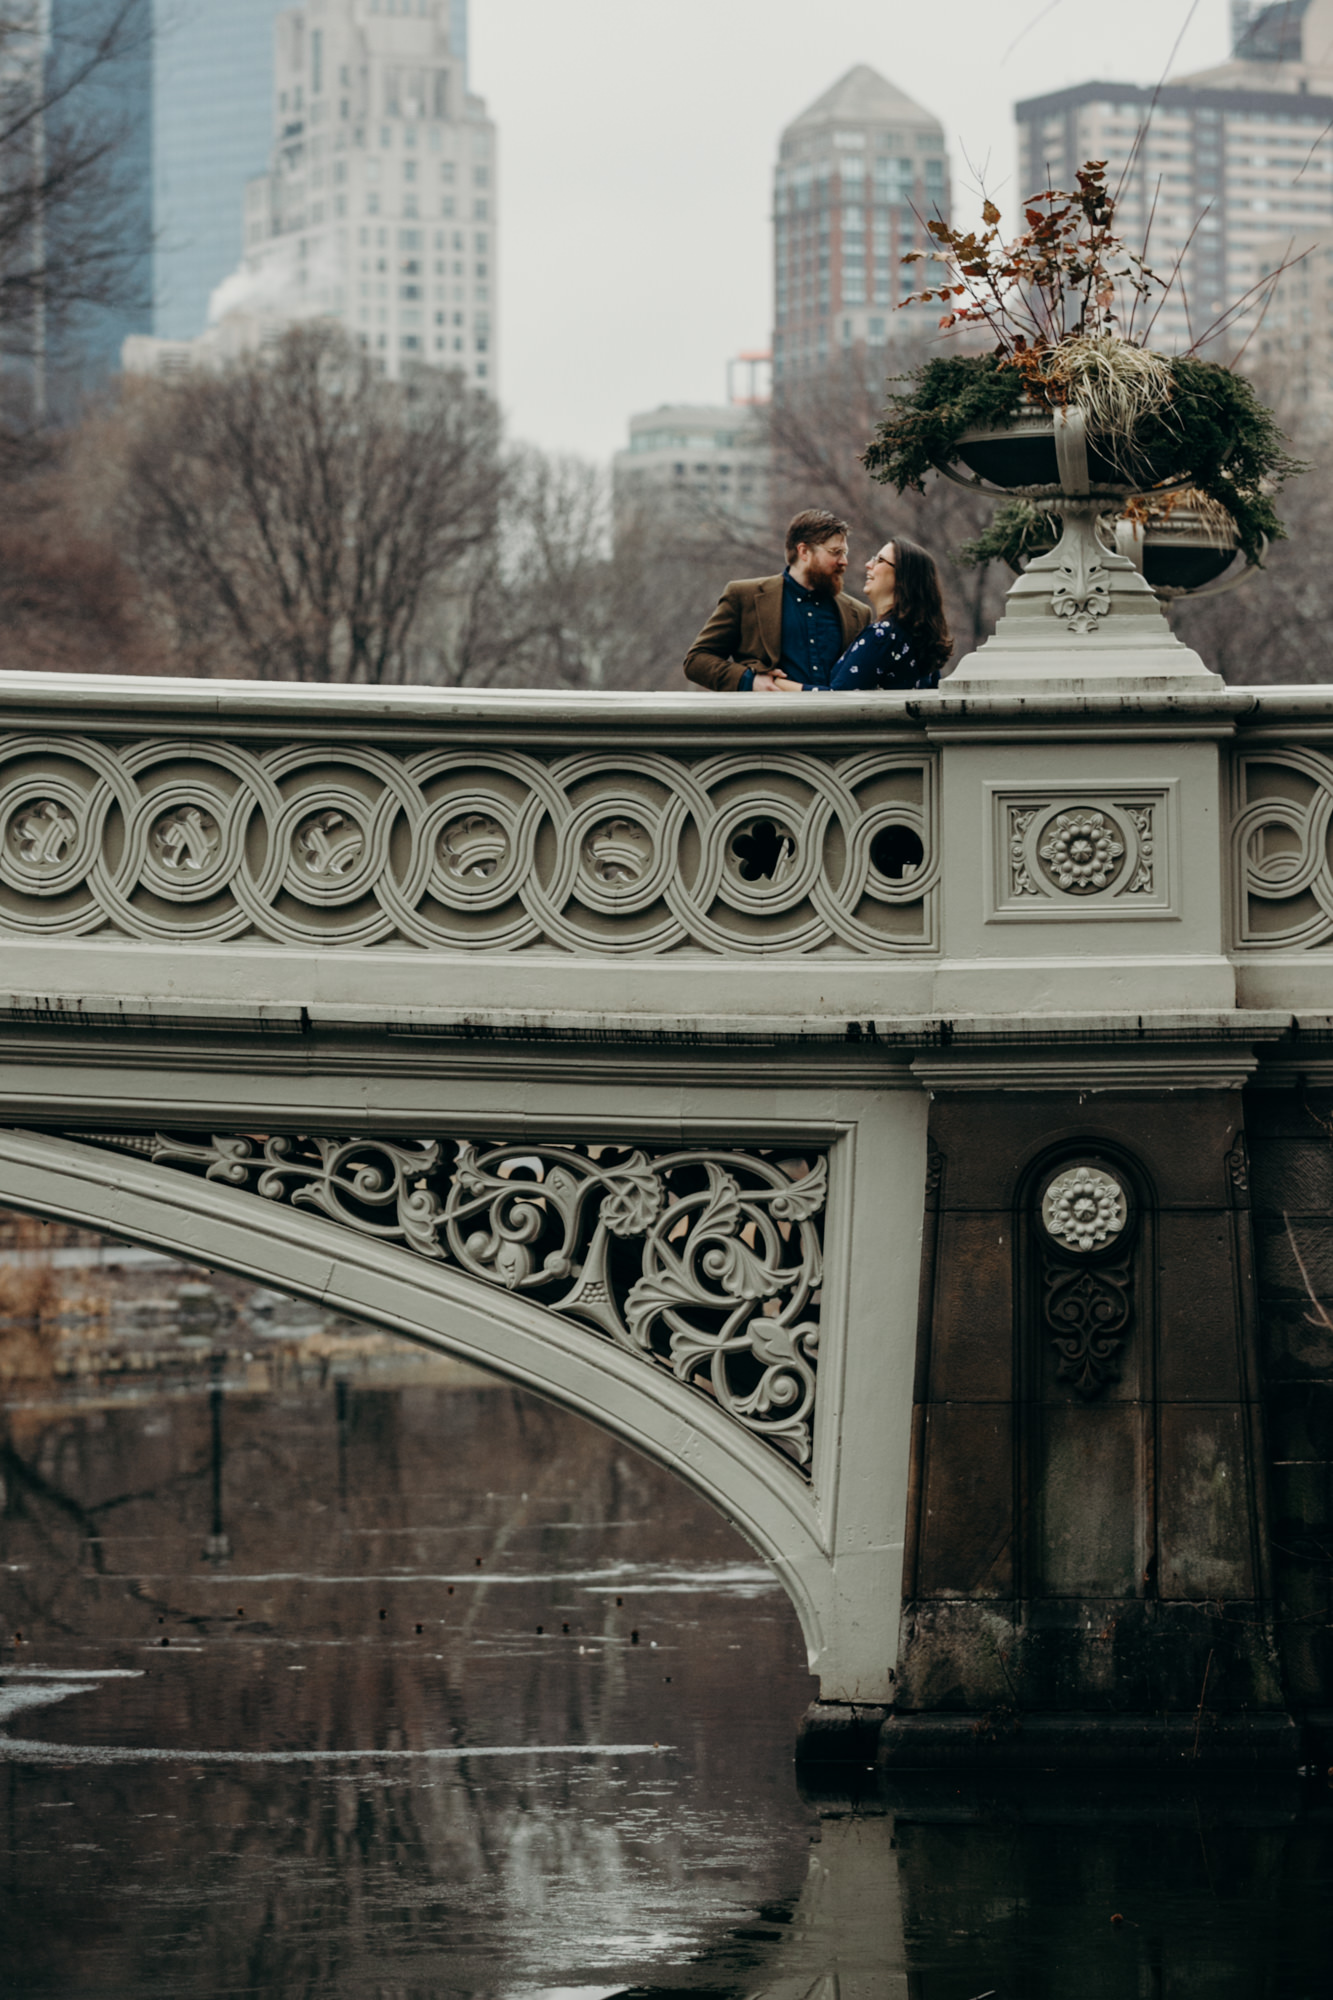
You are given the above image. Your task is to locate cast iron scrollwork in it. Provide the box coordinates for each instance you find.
[125,1131,827,1472]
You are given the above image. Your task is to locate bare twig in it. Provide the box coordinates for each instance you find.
[1113,0,1201,205]
[1283,1211,1333,1331]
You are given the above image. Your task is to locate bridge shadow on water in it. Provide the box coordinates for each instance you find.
[0,1241,1329,1997]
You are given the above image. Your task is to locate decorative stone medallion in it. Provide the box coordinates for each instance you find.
[151,806,220,873]
[582,817,652,886]
[1037,810,1125,894]
[9,799,77,870]
[992,786,1173,920]
[295,809,364,879]
[1041,1165,1127,1253]
[439,813,508,881]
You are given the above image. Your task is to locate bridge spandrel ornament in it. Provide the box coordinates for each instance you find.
[83,1131,827,1473]
[0,736,938,955]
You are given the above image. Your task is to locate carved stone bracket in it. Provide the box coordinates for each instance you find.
[1048,508,1113,636]
[77,1130,828,1474]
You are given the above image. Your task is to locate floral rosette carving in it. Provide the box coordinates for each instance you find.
[129,1130,828,1473]
[1037,810,1125,894]
[1041,1164,1127,1252]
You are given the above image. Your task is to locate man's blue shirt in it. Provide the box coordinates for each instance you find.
[779,568,844,686]
[738,568,843,691]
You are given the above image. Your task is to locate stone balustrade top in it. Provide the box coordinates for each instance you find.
[0,671,1328,1031]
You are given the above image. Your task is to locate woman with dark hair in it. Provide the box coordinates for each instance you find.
[828,535,951,690]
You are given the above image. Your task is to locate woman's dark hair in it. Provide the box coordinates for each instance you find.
[889,535,952,676]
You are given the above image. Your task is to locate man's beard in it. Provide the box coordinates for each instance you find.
[809,568,841,599]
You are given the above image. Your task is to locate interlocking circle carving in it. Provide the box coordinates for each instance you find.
[0,736,939,956]
[1232,746,1333,950]
[1041,1165,1128,1253]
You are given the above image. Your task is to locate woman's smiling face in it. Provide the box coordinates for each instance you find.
[865,543,896,609]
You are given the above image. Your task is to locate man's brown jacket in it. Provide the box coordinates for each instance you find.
[682,574,873,693]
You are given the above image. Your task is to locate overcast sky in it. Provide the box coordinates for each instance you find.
[470,0,1231,462]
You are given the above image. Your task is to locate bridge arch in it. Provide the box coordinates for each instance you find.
[0,1126,854,1691]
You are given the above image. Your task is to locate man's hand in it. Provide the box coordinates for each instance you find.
[751,671,803,695]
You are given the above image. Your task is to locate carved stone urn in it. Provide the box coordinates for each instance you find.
[937,407,1223,692]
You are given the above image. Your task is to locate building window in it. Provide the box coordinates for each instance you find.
[474,165,489,187]
[474,200,488,220]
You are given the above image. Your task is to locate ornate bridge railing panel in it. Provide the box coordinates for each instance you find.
[1230,742,1333,950]
[75,1130,828,1474]
[0,734,938,959]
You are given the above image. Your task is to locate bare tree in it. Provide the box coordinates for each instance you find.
[418,447,752,694]
[768,343,1012,660]
[112,324,505,683]
[0,0,150,429]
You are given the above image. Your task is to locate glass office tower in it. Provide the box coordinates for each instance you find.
[53,0,472,369]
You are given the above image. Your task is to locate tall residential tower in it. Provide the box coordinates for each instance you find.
[1015,0,1333,381]
[200,0,493,383]
[772,64,949,390]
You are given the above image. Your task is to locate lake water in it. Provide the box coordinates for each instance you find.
[2,1344,1331,1996]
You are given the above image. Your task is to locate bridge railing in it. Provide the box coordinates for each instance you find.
[0,671,1330,1023]
[0,681,937,963]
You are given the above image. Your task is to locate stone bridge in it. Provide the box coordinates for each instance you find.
[0,662,1330,1768]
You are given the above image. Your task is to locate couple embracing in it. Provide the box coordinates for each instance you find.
[682,507,950,696]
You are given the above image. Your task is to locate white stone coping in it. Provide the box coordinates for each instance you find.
[0,670,1326,735]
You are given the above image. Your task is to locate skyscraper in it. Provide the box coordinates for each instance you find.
[1014,1,1333,372]
[44,0,290,368]
[771,64,949,390]
[44,0,475,384]
[151,0,292,339]
[198,0,493,385]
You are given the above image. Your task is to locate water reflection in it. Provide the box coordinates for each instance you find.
[0,1327,1330,1995]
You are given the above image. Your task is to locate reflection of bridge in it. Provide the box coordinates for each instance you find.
[0,665,1330,1766]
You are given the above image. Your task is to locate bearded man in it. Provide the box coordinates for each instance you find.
[682,508,872,694]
